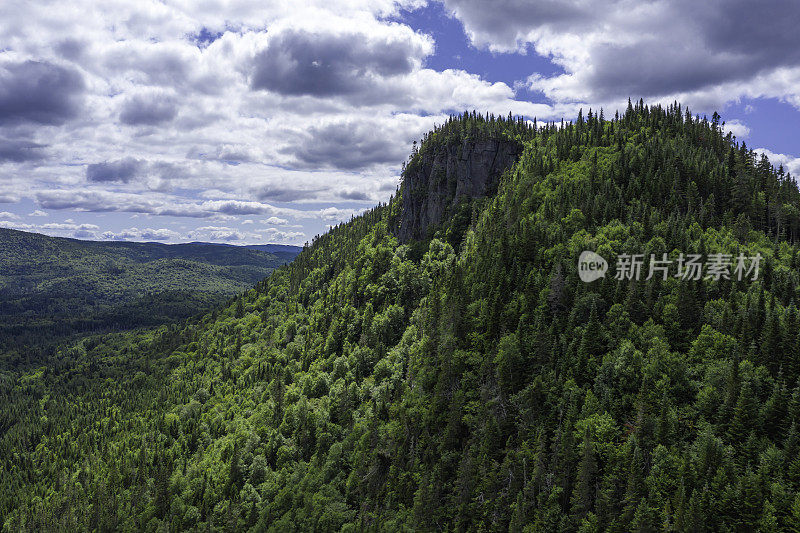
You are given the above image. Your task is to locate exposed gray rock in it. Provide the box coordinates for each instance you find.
[397,138,522,241]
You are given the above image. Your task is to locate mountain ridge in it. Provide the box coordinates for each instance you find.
[3,102,800,531]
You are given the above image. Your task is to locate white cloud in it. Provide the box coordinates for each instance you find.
[0,219,100,240]
[722,120,750,140]
[185,224,292,243]
[318,206,359,222]
[40,222,100,231]
[0,0,567,246]
[101,227,181,241]
[754,148,800,177]
[5,0,796,245]
[444,0,800,114]
[261,227,306,243]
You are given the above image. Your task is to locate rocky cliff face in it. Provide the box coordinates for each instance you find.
[397,138,523,242]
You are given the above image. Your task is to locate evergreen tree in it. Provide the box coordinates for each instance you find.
[571,426,598,521]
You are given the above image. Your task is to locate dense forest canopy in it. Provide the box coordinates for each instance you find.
[0,228,299,359]
[3,101,800,531]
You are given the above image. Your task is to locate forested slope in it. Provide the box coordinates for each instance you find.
[0,229,299,356]
[3,102,800,531]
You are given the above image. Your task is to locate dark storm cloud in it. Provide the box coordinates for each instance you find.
[204,202,268,215]
[446,0,800,101]
[284,122,406,170]
[583,0,800,99]
[86,157,143,183]
[703,0,800,63]
[0,138,46,162]
[584,43,747,100]
[119,94,178,125]
[443,0,590,47]
[339,190,370,201]
[256,185,324,203]
[0,60,85,125]
[250,29,422,97]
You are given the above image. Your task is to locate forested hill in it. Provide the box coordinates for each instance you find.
[185,242,302,263]
[0,228,300,354]
[4,102,800,531]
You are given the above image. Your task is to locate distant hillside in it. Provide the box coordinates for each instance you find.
[242,244,303,262]
[187,241,303,262]
[0,228,301,352]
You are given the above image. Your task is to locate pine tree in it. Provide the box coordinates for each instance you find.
[576,303,603,384]
[623,443,646,523]
[787,494,800,533]
[227,439,242,498]
[509,491,527,533]
[758,500,779,532]
[762,379,788,439]
[737,469,763,531]
[728,380,758,446]
[571,426,598,521]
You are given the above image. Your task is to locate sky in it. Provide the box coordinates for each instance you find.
[1,0,799,246]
